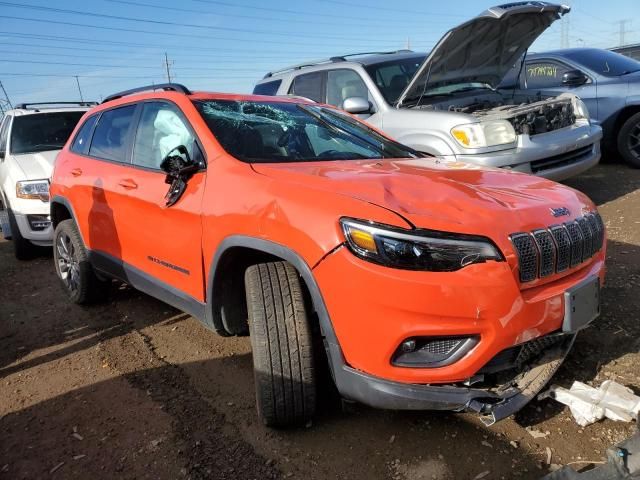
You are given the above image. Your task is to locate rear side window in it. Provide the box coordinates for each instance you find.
[289,71,325,102]
[70,114,98,155]
[89,105,136,162]
[252,80,282,96]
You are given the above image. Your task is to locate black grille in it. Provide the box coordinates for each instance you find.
[511,234,538,282]
[550,226,571,272]
[479,333,568,374]
[511,212,604,283]
[565,221,584,268]
[533,230,556,277]
[577,217,594,260]
[421,338,463,355]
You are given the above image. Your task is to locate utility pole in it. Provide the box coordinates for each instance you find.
[163,53,173,83]
[74,76,84,103]
[617,19,632,46]
[406,37,411,50]
[0,81,12,114]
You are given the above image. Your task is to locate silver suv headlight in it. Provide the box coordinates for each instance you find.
[340,218,503,271]
[16,179,50,201]
[573,98,590,121]
[451,120,517,149]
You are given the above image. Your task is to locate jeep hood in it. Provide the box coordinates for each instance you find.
[397,2,570,107]
[252,158,592,237]
[11,150,59,180]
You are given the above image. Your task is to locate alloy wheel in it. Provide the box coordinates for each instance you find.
[56,232,80,293]
[628,121,640,161]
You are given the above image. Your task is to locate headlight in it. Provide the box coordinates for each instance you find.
[451,120,516,148]
[340,218,503,271]
[573,98,590,120]
[16,179,50,201]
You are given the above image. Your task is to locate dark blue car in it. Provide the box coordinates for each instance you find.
[502,48,640,167]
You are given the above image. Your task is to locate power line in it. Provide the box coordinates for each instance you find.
[106,0,453,27]
[313,0,465,17]
[0,2,418,43]
[0,15,406,49]
[0,31,421,55]
[192,0,457,23]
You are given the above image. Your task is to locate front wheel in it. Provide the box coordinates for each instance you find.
[53,219,109,304]
[244,261,317,427]
[618,112,640,168]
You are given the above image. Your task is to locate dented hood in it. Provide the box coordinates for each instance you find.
[397,2,570,107]
[252,158,593,238]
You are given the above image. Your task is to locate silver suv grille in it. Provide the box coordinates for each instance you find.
[510,212,605,283]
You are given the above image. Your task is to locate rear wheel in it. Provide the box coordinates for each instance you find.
[53,219,109,304]
[7,208,38,260]
[244,261,316,427]
[618,112,640,168]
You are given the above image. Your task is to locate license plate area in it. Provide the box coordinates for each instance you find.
[563,275,600,332]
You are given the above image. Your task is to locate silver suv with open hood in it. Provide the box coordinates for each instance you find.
[254,2,602,181]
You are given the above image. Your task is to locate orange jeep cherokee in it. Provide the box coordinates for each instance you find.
[49,84,605,427]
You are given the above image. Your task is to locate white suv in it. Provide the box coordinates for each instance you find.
[0,103,92,259]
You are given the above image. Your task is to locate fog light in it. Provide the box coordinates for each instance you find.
[401,340,416,353]
[392,336,479,368]
[27,214,51,231]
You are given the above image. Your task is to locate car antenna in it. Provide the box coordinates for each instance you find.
[513,48,528,102]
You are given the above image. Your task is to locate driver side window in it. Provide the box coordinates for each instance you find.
[133,102,196,170]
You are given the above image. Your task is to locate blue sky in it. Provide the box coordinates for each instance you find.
[0,0,637,104]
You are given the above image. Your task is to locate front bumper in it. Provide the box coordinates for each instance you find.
[454,123,603,181]
[332,333,575,425]
[14,212,53,245]
[313,245,605,416]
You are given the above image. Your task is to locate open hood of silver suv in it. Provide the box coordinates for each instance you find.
[396,2,570,107]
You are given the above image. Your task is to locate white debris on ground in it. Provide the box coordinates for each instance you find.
[539,380,640,427]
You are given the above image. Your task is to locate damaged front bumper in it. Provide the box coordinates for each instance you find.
[330,333,576,425]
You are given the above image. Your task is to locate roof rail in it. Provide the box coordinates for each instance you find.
[102,83,192,104]
[14,101,98,110]
[262,50,414,78]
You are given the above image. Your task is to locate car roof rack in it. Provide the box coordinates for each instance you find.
[102,83,192,104]
[262,50,414,78]
[14,101,98,109]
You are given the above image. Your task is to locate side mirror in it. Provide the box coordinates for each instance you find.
[341,96,371,114]
[159,145,199,207]
[562,70,588,86]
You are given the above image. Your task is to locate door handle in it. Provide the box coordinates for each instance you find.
[70,168,82,177]
[118,179,138,190]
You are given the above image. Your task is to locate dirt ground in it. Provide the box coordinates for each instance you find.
[1,161,639,480]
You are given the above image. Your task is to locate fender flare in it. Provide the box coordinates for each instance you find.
[206,235,346,377]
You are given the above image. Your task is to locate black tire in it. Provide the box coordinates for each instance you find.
[7,208,38,260]
[617,112,640,168]
[53,219,109,304]
[244,261,316,427]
